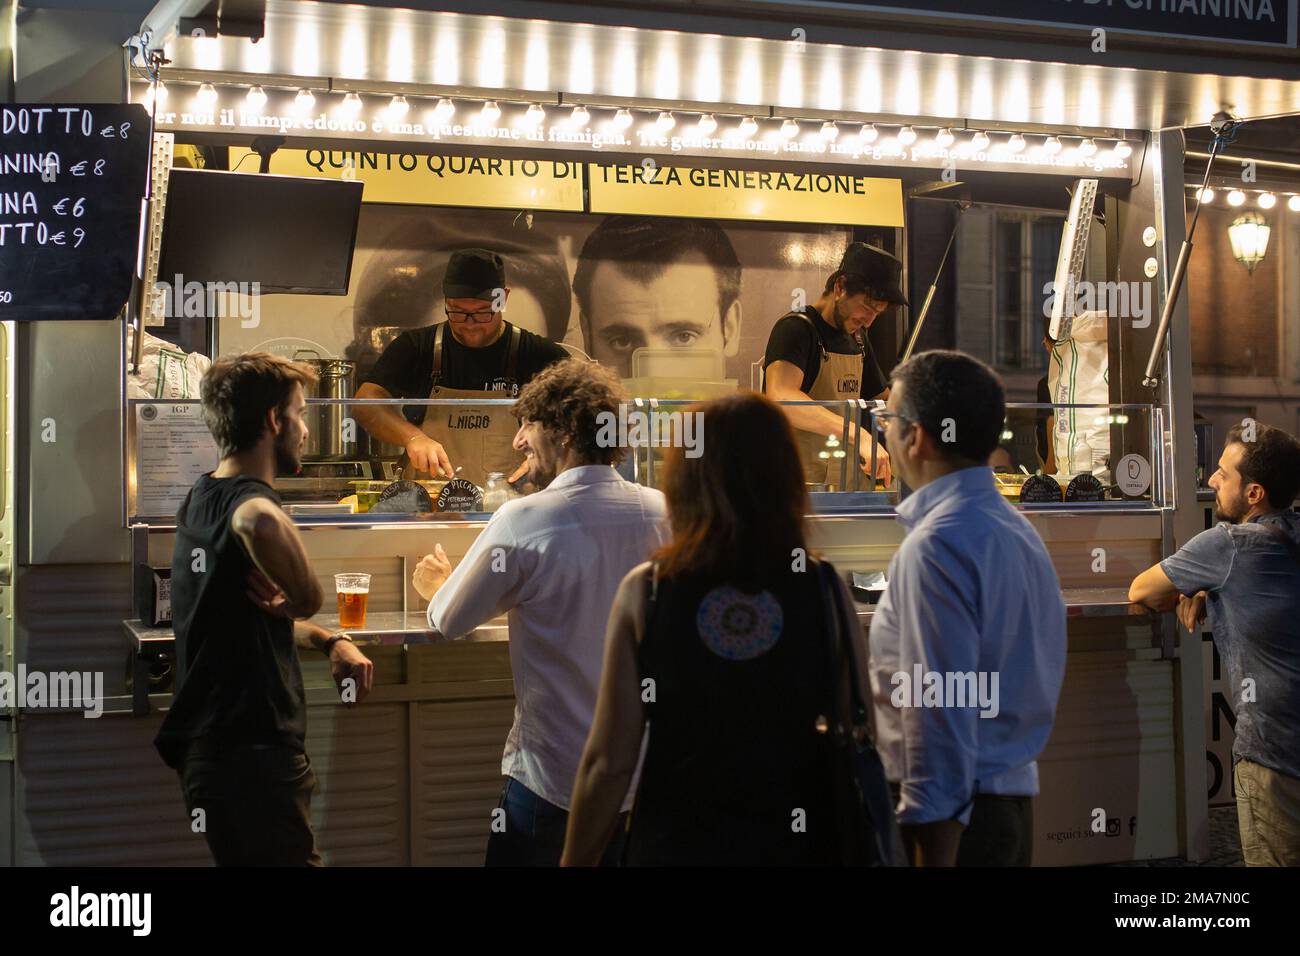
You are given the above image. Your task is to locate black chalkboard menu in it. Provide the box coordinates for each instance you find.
[0,104,150,321]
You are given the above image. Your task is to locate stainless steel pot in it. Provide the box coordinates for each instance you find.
[295,349,356,460]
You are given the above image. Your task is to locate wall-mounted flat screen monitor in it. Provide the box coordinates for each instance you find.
[158,168,363,295]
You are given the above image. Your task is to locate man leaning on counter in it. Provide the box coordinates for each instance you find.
[352,248,568,487]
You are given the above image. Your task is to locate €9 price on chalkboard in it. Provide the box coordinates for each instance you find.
[0,104,150,321]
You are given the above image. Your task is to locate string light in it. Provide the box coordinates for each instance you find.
[897,125,917,145]
[570,104,590,126]
[858,123,879,144]
[613,108,633,129]
[936,128,955,147]
[1290,195,1300,212]
[196,83,218,106]
[1043,135,1062,154]
[697,113,718,135]
[655,110,675,132]
[738,115,758,137]
[970,130,990,150]
[294,88,315,110]
[245,86,267,110]
[1258,192,1276,209]
[339,91,362,115]
[1114,140,1133,158]
[1079,138,1098,156]
[476,100,499,123]
[781,118,799,139]
[820,120,838,141]
[432,98,455,122]
[1197,188,1215,203]
[1007,133,1026,152]
[1228,189,1246,206]
[523,103,546,127]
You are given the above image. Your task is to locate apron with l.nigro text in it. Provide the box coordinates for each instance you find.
[413,322,523,488]
[784,310,867,489]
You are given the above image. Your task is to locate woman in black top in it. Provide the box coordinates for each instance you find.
[562,392,857,865]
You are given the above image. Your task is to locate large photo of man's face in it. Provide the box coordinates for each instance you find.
[573,215,743,378]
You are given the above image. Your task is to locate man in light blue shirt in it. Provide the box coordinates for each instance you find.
[869,350,1067,866]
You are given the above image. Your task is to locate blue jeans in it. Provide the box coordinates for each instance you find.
[484,777,625,867]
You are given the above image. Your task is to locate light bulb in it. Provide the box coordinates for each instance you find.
[1079,138,1098,156]
[1197,187,1215,203]
[897,125,917,145]
[245,86,267,110]
[294,88,315,110]
[477,100,499,123]
[820,120,839,141]
[570,105,590,126]
[339,91,362,115]
[1258,192,1276,209]
[432,98,455,122]
[523,103,546,127]
[971,130,990,150]
[655,110,675,132]
[697,113,717,135]
[196,83,218,107]
[1044,135,1062,154]
[1114,140,1133,158]
[1228,189,1246,206]
[781,118,799,139]
[936,128,955,147]
[1289,195,1300,212]
[738,116,758,137]
[614,108,633,129]
[859,123,879,144]
[1008,133,1026,152]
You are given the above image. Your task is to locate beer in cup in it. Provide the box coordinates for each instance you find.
[335,573,371,628]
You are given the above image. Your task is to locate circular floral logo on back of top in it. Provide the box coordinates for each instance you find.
[696,586,784,661]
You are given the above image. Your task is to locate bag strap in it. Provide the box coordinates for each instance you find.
[817,558,871,734]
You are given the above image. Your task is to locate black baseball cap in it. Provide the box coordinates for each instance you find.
[838,242,909,307]
[444,248,506,300]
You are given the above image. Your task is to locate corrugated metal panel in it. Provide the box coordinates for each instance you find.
[956,209,994,361]
[15,712,210,866]
[1034,657,1178,865]
[305,702,408,866]
[17,564,132,695]
[410,699,517,866]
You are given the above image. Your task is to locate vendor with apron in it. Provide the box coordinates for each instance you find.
[762,242,906,489]
[353,248,569,488]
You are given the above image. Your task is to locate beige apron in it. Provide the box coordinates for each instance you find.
[781,310,867,489]
[411,322,523,488]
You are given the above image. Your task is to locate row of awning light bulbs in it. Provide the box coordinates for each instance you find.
[1191,186,1300,212]
[147,82,1134,158]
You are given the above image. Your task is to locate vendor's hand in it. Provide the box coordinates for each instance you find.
[246,570,297,619]
[330,638,374,705]
[859,443,892,486]
[1177,590,1208,633]
[413,544,453,602]
[405,434,454,478]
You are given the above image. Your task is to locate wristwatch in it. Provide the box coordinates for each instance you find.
[322,633,354,657]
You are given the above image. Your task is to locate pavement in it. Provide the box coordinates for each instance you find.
[1109,805,1243,867]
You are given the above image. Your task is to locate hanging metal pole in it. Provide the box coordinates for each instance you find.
[900,202,966,362]
[1142,116,1238,388]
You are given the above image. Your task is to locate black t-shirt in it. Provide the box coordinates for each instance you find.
[154,475,305,768]
[762,307,887,398]
[362,321,568,427]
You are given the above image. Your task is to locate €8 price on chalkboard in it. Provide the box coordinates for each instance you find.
[0,104,150,321]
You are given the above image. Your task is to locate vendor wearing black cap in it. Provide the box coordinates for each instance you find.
[762,242,907,488]
[353,248,568,486]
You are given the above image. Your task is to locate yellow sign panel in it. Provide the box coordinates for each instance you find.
[228,148,584,212]
[587,163,904,227]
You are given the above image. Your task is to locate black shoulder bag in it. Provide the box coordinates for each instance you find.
[817,559,907,866]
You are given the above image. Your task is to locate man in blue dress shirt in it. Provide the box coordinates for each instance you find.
[869,350,1068,866]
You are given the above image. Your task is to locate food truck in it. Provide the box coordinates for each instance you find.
[3,0,1299,865]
